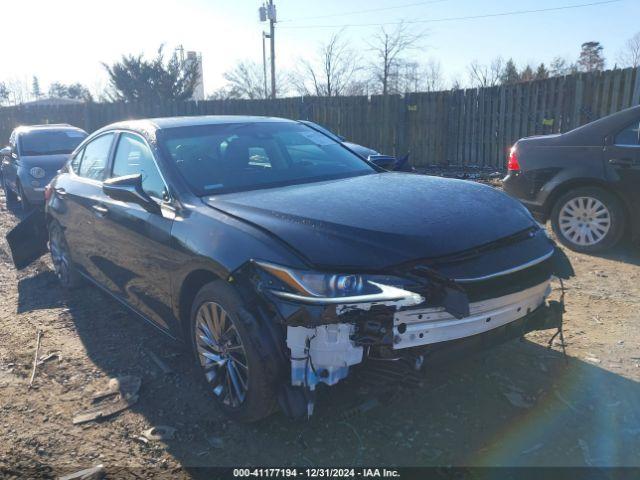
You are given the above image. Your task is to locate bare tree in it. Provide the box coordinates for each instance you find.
[220,61,269,99]
[467,57,504,88]
[3,77,31,105]
[550,57,569,77]
[618,31,640,68]
[367,22,425,95]
[423,59,444,92]
[218,60,290,99]
[396,61,421,93]
[291,31,361,97]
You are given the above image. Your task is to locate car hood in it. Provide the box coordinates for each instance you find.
[204,173,538,270]
[19,154,70,170]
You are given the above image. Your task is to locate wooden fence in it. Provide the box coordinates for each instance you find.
[1,67,639,169]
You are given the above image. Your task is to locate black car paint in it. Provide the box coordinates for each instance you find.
[503,105,640,241]
[204,173,539,270]
[11,117,562,345]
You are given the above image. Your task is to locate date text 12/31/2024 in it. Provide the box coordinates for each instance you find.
[233,468,401,478]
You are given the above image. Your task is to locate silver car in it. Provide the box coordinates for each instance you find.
[1,124,87,210]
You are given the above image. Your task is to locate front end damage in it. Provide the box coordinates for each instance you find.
[235,237,574,418]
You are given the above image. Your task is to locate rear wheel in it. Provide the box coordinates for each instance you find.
[551,187,624,253]
[49,221,82,289]
[190,281,278,422]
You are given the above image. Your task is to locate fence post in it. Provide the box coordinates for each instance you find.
[572,73,584,128]
[633,67,640,106]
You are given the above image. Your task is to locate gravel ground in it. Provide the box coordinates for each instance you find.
[0,186,639,479]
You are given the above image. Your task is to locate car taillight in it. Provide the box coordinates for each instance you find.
[44,184,53,202]
[507,146,520,172]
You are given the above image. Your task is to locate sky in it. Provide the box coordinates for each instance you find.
[2,0,639,98]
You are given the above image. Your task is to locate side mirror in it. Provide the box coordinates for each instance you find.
[103,174,161,214]
[0,146,13,157]
[368,154,398,170]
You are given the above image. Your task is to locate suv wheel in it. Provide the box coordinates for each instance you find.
[551,187,624,253]
[190,281,278,422]
[49,221,82,289]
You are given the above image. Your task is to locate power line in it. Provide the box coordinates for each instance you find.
[279,0,622,29]
[278,0,449,23]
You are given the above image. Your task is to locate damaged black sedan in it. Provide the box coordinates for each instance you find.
[8,116,573,422]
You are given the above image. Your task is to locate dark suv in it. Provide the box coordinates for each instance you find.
[503,105,640,253]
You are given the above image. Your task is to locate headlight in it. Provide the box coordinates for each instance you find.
[30,167,45,179]
[255,260,424,306]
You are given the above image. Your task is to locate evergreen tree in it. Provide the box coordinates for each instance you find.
[500,59,520,84]
[577,41,605,72]
[31,76,41,99]
[520,65,535,82]
[103,45,199,102]
[535,63,549,80]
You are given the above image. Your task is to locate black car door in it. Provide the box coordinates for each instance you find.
[96,131,176,330]
[603,118,640,216]
[51,132,117,284]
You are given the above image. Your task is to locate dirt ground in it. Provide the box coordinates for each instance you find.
[0,186,639,479]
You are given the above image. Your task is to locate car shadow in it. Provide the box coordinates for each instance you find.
[15,267,640,470]
[589,238,640,267]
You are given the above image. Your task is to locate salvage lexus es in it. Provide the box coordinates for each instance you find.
[8,116,573,422]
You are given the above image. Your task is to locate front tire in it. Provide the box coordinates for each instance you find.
[2,175,17,202]
[189,281,278,422]
[551,187,624,253]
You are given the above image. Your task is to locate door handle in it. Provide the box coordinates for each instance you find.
[91,204,109,216]
[609,158,634,167]
[54,187,67,197]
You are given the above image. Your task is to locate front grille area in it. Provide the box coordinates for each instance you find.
[454,258,553,302]
[405,257,553,304]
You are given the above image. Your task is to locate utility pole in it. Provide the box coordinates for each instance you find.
[259,1,277,98]
[262,32,269,98]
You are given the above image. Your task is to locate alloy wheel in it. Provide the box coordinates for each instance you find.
[194,301,249,408]
[558,196,611,247]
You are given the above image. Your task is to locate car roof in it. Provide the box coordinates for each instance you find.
[101,115,296,133]
[14,124,86,135]
[562,104,640,144]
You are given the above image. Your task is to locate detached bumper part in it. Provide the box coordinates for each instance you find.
[287,324,363,390]
[392,281,551,349]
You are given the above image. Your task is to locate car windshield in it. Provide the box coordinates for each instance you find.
[19,130,87,156]
[158,122,376,195]
[299,121,342,143]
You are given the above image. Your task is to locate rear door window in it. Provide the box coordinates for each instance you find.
[78,133,114,181]
[615,120,640,146]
